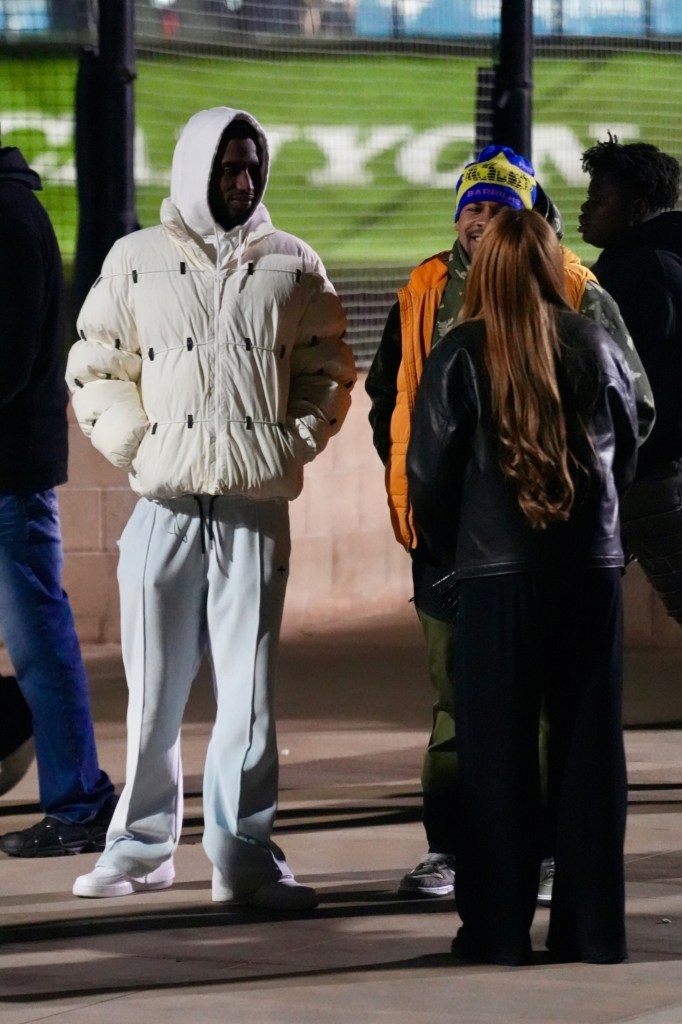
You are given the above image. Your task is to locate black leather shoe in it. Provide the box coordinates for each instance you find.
[0,796,117,858]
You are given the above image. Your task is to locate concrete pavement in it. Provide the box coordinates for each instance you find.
[1,606,681,1023]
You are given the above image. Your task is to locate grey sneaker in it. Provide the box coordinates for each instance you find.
[537,857,555,906]
[398,852,456,897]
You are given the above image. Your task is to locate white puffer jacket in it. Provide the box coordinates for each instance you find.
[66,107,356,501]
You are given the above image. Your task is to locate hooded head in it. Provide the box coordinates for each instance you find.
[170,107,269,237]
[0,145,42,191]
[454,145,537,223]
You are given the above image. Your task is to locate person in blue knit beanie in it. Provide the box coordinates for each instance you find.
[365,143,653,912]
[454,145,537,221]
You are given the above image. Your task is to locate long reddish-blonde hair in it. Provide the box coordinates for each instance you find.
[460,208,585,530]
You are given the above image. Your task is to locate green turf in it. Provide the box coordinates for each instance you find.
[2,51,681,268]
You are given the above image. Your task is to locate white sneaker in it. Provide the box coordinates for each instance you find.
[73,860,175,898]
[212,866,318,910]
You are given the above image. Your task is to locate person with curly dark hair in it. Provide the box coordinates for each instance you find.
[580,134,682,624]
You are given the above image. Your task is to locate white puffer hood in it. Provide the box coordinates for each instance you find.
[169,106,270,239]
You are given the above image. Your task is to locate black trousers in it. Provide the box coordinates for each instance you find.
[621,461,682,624]
[453,569,627,965]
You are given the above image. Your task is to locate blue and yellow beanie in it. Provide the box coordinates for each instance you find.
[454,145,537,222]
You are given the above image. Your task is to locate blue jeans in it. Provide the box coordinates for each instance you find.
[0,490,114,822]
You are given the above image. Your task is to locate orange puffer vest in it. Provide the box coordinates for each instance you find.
[386,252,449,549]
[387,245,596,549]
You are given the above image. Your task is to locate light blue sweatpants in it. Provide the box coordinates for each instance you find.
[98,494,292,892]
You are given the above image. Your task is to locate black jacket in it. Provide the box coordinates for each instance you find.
[407,311,639,579]
[591,211,682,475]
[0,147,68,494]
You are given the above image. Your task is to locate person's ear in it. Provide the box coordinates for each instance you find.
[631,196,650,224]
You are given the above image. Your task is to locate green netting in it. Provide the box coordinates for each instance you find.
[2,1,681,363]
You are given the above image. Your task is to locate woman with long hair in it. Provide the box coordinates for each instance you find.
[407,208,639,965]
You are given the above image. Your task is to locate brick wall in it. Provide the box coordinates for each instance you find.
[60,372,680,649]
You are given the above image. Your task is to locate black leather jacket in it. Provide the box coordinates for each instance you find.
[407,310,639,579]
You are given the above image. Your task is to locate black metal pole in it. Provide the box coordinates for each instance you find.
[99,0,138,241]
[74,0,138,310]
[492,0,533,160]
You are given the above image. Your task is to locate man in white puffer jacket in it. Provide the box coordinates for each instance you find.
[67,106,356,906]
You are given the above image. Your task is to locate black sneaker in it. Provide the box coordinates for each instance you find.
[0,795,117,858]
[0,674,34,796]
